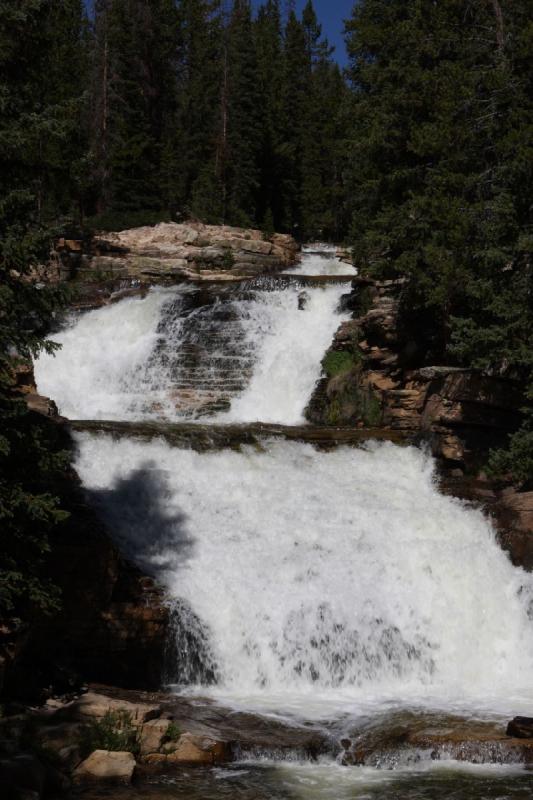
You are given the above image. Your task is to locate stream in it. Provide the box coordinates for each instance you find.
[35,247,533,798]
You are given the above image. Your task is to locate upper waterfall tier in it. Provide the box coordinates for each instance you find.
[35,251,351,424]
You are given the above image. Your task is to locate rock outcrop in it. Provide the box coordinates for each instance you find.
[0,686,326,798]
[73,750,136,785]
[58,221,298,283]
[308,275,532,569]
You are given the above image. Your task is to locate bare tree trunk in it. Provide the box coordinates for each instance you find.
[491,0,505,54]
[94,1,110,214]
[216,39,229,224]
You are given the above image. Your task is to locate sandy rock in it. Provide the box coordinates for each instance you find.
[139,718,171,755]
[142,753,168,764]
[438,434,465,462]
[90,222,297,281]
[72,691,160,725]
[165,733,231,765]
[239,239,273,255]
[500,492,533,533]
[73,750,136,784]
[366,371,398,392]
[26,393,58,417]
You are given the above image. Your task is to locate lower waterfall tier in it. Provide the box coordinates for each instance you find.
[74,432,533,718]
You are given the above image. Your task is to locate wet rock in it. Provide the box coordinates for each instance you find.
[165,733,231,765]
[298,291,309,310]
[73,750,136,784]
[341,712,533,768]
[506,717,533,738]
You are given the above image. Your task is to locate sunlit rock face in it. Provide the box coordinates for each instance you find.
[88,221,299,281]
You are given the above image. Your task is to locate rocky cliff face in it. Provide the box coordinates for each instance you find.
[57,221,298,284]
[308,275,533,570]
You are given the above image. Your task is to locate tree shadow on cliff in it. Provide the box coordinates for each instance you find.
[84,463,193,581]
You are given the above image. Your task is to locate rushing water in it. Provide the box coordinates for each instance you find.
[74,433,533,719]
[286,244,356,276]
[35,246,533,797]
[80,761,533,800]
[35,279,349,424]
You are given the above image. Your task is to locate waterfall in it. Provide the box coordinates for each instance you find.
[35,277,349,425]
[35,246,533,728]
[74,432,533,717]
[288,244,356,276]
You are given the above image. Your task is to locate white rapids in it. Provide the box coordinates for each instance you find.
[34,266,350,425]
[287,243,356,276]
[74,433,533,720]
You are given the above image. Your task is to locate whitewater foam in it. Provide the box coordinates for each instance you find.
[35,269,349,424]
[73,433,533,718]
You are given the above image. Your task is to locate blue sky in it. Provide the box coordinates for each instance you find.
[281,1,353,65]
[84,1,354,65]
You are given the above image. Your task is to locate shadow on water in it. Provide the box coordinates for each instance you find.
[84,462,218,686]
[84,462,193,578]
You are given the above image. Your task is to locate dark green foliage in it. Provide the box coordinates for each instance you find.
[79,710,140,757]
[90,0,181,216]
[0,1,82,617]
[84,0,349,234]
[345,0,533,480]
[223,0,262,225]
[165,721,181,742]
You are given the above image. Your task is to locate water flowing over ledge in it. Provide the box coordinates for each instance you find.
[35,277,351,425]
[74,433,533,720]
[30,245,533,794]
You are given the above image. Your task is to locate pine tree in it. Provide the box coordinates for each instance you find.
[223,0,262,225]
[344,0,533,479]
[280,10,308,236]
[254,0,284,228]
[0,0,75,616]
[90,0,180,224]
[176,0,224,221]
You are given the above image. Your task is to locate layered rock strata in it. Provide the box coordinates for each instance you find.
[57,221,298,283]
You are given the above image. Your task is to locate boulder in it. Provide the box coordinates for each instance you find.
[72,691,160,725]
[73,750,136,784]
[165,733,231,765]
[139,718,171,755]
[507,718,533,738]
[89,222,298,281]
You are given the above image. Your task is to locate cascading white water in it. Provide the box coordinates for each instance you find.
[288,244,356,276]
[215,284,347,424]
[34,288,174,420]
[34,271,349,425]
[74,432,533,718]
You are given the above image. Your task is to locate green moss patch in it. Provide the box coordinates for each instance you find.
[322,350,356,377]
